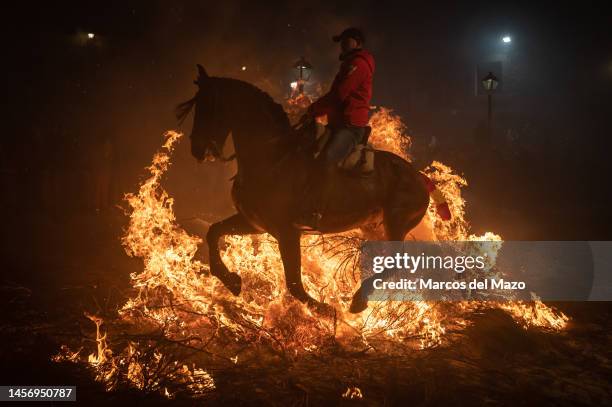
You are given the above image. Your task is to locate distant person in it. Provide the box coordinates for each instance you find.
[91,136,114,212]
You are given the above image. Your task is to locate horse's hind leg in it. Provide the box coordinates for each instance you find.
[206,213,260,296]
[349,206,427,313]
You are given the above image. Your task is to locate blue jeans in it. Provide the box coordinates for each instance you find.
[320,126,366,164]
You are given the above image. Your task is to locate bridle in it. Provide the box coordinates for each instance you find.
[181,80,305,165]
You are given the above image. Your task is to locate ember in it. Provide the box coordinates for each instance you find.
[342,386,363,399]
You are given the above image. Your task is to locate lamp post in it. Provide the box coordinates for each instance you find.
[481,71,499,142]
[293,56,313,94]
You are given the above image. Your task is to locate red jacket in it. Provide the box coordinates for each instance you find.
[309,49,375,127]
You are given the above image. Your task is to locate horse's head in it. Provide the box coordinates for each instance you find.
[177,64,232,162]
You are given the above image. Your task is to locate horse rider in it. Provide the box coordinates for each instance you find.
[294,27,375,230]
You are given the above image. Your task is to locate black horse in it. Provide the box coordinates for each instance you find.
[178,64,430,313]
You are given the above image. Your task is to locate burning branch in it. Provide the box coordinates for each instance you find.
[53,111,569,397]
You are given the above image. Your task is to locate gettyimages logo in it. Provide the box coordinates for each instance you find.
[359,241,605,302]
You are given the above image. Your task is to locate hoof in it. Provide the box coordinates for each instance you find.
[210,264,242,296]
[349,288,369,314]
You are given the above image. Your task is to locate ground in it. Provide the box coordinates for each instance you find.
[1,208,611,406]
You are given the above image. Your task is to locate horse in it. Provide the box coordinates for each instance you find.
[178,64,430,314]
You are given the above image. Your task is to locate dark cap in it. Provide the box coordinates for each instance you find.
[332,27,365,43]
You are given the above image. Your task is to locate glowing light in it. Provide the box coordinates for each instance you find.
[241,66,247,71]
[502,35,511,43]
[290,81,298,90]
[87,33,95,39]
[342,386,363,399]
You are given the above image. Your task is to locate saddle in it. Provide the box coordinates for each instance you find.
[313,123,375,175]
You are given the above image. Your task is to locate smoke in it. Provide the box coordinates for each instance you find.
[51,1,374,220]
[0,1,375,221]
[9,0,607,233]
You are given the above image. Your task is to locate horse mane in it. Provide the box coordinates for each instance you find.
[216,77,292,133]
[175,77,292,135]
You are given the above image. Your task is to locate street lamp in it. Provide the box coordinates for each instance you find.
[482,71,498,92]
[502,35,511,43]
[293,56,313,94]
[481,71,499,141]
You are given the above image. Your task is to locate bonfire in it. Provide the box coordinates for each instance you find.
[53,108,568,399]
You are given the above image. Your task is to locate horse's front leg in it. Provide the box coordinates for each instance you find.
[205,213,260,295]
[277,229,334,315]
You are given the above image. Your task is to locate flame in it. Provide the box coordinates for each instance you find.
[342,386,363,399]
[368,108,412,159]
[115,128,454,356]
[53,109,568,395]
[500,295,569,330]
[85,313,112,366]
[82,313,118,391]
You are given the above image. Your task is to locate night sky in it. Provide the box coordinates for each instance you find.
[7,2,611,123]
